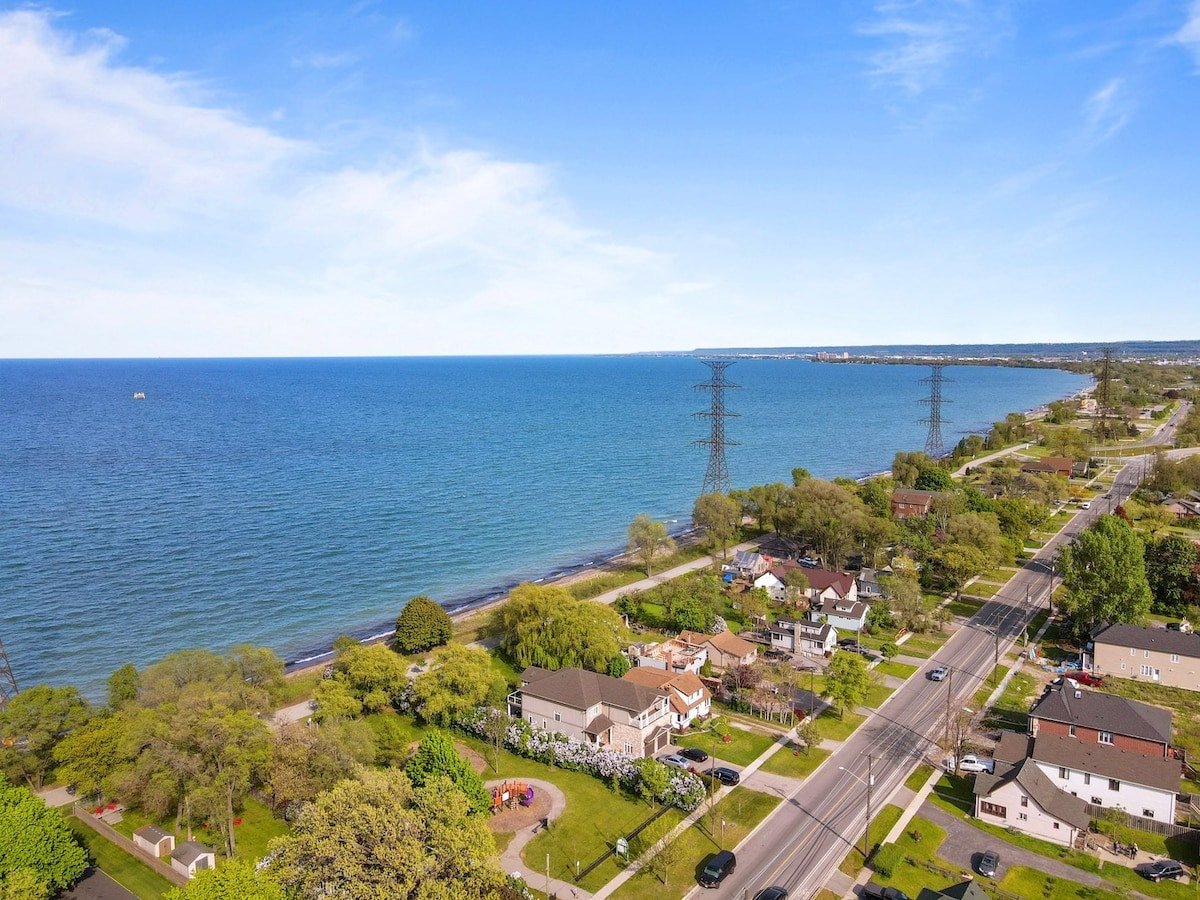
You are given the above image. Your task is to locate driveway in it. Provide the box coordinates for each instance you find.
[61,869,136,900]
[271,699,316,728]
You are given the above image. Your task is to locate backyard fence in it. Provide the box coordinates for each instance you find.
[72,804,189,887]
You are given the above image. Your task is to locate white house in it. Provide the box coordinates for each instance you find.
[812,596,869,634]
[768,617,800,653]
[622,668,712,730]
[629,638,707,674]
[797,618,838,656]
[169,841,215,879]
[973,758,1090,848]
[132,824,174,858]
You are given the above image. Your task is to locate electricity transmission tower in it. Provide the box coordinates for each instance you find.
[1094,347,1115,440]
[694,360,741,495]
[0,638,17,710]
[919,364,953,457]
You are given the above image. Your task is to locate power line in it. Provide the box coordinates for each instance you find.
[0,638,18,710]
[919,364,953,457]
[693,360,741,495]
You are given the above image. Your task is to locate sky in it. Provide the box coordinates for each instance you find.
[2,1,1199,357]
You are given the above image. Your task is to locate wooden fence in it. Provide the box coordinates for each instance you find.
[1084,803,1200,841]
[72,804,189,887]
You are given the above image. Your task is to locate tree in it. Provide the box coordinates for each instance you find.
[0,775,88,894]
[790,479,871,568]
[228,645,286,699]
[0,685,91,790]
[265,722,374,814]
[394,596,453,654]
[637,816,683,886]
[267,769,505,900]
[335,643,411,712]
[405,730,490,814]
[892,451,935,488]
[692,493,740,559]
[932,544,990,600]
[672,596,715,633]
[606,654,631,678]
[627,514,676,576]
[411,644,500,727]
[1058,515,1152,635]
[721,664,761,708]
[0,868,49,900]
[106,664,140,710]
[914,467,955,492]
[164,858,285,900]
[945,513,1009,567]
[1145,534,1200,614]
[487,583,623,672]
[311,678,364,722]
[782,569,810,613]
[52,713,126,799]
[739,587,769,623]
[878,573,926,632]
[822,652,873,719]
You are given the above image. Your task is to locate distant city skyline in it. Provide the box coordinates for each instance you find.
[2,2,1199,358]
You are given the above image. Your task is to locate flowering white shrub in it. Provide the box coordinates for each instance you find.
[461,707,704,811]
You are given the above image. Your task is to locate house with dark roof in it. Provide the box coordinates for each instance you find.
[677,630,758,671]
[1020,456,1076,478]
[1163,498,1200,520]
[916,882,991,900]
[974,757,1090,847]
[169,841,215,879]
[812,594,868,633]
[994,731,1179,822]
[724,550,769,579]
[508,667,672,758]
[889,488,948,519]
[1028,683,1172,758]
[1089,623,1200,693]
[622,668,711,730]
[856,567,890,602]
[770,616,838,656]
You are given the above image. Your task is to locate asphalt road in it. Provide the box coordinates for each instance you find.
[694,459,1159,900]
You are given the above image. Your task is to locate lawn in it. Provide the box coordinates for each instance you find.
[894,630,951,659]
[69,817,174,900]
[758,743,831,779]
[945,596,986,619]
[875,660,918,680]
[606,788,780,900]
[1101,677,1200,759]
[927,774,974,815]
[815,709,867,743]
[112,797,288,863]
[904,763,935,793]
[1000,867,1124,900]
[862,814,948,896]
[276,669,323,706]
[837,803,904,877]
[970,664,1009,712]
[982,667,1038,731]
[968,582,1002,598]
[864,683,895,709]
[675,725,777,767]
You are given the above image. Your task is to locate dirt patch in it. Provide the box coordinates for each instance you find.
[458,743,489,773]
[486,789,552,834]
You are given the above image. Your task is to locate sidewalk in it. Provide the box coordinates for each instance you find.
[588,540,760,607]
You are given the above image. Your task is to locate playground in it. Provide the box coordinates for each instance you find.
[485,778,562,835]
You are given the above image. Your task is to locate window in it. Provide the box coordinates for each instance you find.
[1109,779,1121,791]
[1091,797,1102,805]
[1069,725,1076,737]
[1172,654,1180,664]
[528,715,535,724]
[1020,796,1028,807]
[1099,732,1113,745]
[980,801,1006,817]
[1131,647,1137,657]
[1018,812,1028,821]
[1058,766,1070,779]
[1145,649,1151,658]
[554,711,561,722]
[1144,809,1155,818]
[623,742,634,754]
[1121,662,1127,670]
[1084,773,1091,786]
[1053,822,1060,830]
[1141,665,1154,677]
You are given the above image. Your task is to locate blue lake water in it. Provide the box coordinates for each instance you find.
[0,356,1088,697]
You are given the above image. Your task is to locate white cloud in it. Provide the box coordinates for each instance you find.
[0,10,682,356]
[1083,77,1131,141]
[1173,1,1200,67]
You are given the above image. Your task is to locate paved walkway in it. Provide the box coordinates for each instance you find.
[587,540,760,607]
[493,778,580,898]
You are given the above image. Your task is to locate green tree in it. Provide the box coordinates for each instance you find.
[335,643,411,712]
[164,858,285,900]
[1058,515,1153,635]
[311,678,364,722]
[228,645,286,699]
[405,730,490,814]
[790,478,871,568]
[932,543,990,600]
[692,493,740,559]
[672,596,715,633]
[782,569,810,613]
[0,685,91,790]
[1144,534,1200,614]
[51,713,126,799]
[265,721,374,814]
[411,644,500,727]
[0,775,88,894]
[878,572,927,632]
[892,451,935,488]
[945,512,1009,566]
[487,583,623,672]
[106,664,140,710]
[914,467,955,492]
[268,769,504,900]
[627,514,676,576]
[606,654,631,678]
[0,868,49,900]
[394,596,453,654]
[821,652,873,719]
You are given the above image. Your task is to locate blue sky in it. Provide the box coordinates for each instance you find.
[2,2,1199,357]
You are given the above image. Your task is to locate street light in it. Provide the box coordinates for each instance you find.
[840,756,875,860]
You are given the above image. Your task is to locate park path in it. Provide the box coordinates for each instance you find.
[587,540,759,607]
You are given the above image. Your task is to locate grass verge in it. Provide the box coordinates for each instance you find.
[757,744,831,779]
[837,803,905,877]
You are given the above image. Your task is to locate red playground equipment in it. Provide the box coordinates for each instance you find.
[490,780,535,813]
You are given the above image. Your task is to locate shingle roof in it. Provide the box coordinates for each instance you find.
[622,667,707,699]
[803,569,857,596]
[1031,734,1180,791]
[816,596,866,619]
[678,629,757,658]
[974,758,1091,831]
[519,666,667,714]
[170,841,212,867]
[1030,685,1172,746]
[1092,623,1200,660]
[133,824,172,844]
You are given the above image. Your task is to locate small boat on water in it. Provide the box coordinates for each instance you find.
[133,392,146,400]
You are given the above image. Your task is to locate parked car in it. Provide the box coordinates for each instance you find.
[945,755,995,774]
[978,850,1000,878]
[838,637,860,648]
[752,888,789,900]
[710,766,740,786]
[1064,670,1104,687]
[863,882,909,900]
[928,665,949,682]
[698,850,736,888]
[1136,860,1185,882]
[660,754,691,770]
[1167,622,1184,632]
[799,556,820,568]
[679,747,709,763]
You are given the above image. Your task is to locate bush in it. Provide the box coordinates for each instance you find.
[871,841,904,878]
[394,596,452,654]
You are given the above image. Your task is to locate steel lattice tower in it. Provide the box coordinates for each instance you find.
[693,360,741,495]
[1094,346,1115,439]
[919,364,953,457]
[0,638,17,710]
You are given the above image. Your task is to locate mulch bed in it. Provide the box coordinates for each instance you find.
[487,789,552,833]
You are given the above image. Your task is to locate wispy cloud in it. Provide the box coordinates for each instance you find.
[1083,77,1132,141]
[291,51,358,69]
[1173,0,1200,68]
[858,0,1011,94]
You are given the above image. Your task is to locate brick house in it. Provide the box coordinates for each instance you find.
[1027,683,1172,758]
[1020,457,1076,477]
[508,666,672,758]
[889,489,946,519]
[1088,623,1200,692]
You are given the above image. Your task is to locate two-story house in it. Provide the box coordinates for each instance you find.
[812,595,868,634]
[890,489,947,519]
[993,731,1179,823]
[622,668,711,730]
[724,550,769,580]
[771,616,838,656]
[508,666,672,758]
[677,630,758,671]
[1028,684,1172,757]
[1088,623,1200,692]
[973,757,1091,848]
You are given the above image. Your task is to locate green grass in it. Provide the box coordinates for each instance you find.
[865,815,949,897]
[568,569,648,600]
[895,630,951,659]
[1101,676,1200,759]
[111,797,288,863]
[875,660,918,680]
[945,596,986,618]
[864,684,895,709]
[999,866,1124,900]
[815,709,867,743]
[968,582,1002,598]
[904,763,935,793]
[606,788,780,900]
[674,725,777,767]
[982,667,1038,731]
[970,664,1009,712]
[276,669,323,706]
[928,774,974,815]
[69,817,174,900]
[757,743,831,778]
[837,803,905,877]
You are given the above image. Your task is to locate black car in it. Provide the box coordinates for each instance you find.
[977,850,999,878]
[710,766,740,786]
[1137,860,1185,882]
[838,637,860,648]
[863,882,909,900]
[752,888,788,900]
[699,850,736,888]
[679,747,709,763]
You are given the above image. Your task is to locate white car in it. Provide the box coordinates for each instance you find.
[945,754,995,774]
[660,754,691,770]
[1079,502,1091,510]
